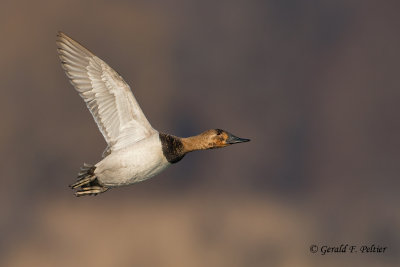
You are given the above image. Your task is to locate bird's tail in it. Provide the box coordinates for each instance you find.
[69,163,96,189]
[69,163,109,197]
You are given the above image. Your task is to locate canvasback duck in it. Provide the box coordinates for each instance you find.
[56,32,250,197]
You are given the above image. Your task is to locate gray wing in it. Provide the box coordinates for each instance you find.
[56,32,156,154]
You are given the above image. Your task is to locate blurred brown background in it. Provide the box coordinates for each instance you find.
[1,0,399,266]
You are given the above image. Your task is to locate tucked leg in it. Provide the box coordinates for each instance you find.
[69,175,96,189]
[75,186,109,197]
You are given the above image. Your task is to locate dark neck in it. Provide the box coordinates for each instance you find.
[159,133,186,164]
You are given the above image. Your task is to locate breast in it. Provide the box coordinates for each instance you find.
[159,133,186,163]
[95,134,170,186]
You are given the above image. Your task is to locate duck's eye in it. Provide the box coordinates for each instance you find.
[216,129,223,135]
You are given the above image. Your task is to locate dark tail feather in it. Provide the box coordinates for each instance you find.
[70,163,96,189]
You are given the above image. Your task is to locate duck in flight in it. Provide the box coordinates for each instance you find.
[56,32,250,197]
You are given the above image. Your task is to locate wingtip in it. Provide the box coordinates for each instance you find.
[56,31,66,44]
[55,32,95,57]
[57,31,64,37]
[57,31,73,43]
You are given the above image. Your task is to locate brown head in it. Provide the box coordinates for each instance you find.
[160,130,250,164]
[181,129,250,152]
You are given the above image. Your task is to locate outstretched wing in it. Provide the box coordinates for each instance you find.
[56,32,156,153]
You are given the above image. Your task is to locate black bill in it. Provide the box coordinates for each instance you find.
[226,133,250,144]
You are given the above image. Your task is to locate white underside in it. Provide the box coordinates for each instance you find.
[94,133,170,187]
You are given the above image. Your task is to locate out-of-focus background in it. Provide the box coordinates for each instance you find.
[1,0,399,266]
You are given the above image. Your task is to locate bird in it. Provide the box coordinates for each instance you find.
[56,32,250,197]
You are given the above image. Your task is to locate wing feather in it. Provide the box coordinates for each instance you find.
[56,32,155,153]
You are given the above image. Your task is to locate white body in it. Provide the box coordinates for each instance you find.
[95,134,170,187]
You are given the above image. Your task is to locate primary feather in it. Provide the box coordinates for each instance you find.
[56,32,155,155]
